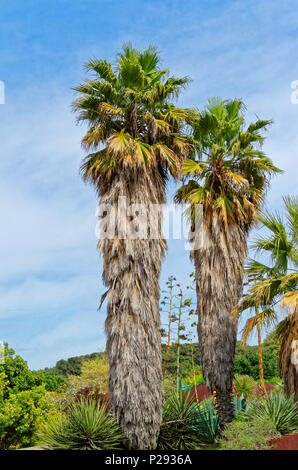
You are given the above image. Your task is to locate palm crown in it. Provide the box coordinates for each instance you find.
[175,98,281,228]
[73,44,193,193]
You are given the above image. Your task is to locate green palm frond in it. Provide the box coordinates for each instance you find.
[73,44,192,188]
[175,98,281,226]
[283,195,298,246]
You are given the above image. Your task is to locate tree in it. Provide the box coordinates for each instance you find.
[175,98,281,430]
[0,345,43,399]
[73,44,192,449]
[236,196,298,400]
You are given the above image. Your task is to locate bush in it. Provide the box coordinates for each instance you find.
[219,416,279,450]
[163,374,177,400]
[0,386,48,449]
[233,374,256,400]
[182,374,206,387]
[43,372,67,392]
[158,393,202,450]
[80,355,109,393]
[0,345,43,399]
[39,399,123,450]
[234,337,279,380]
[243,392,298,435]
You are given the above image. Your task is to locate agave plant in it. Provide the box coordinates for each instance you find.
[39,399,123,450]
[192,398,218,443]
[242,392,298,435]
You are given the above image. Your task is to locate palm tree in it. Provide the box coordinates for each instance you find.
[236,196,298,400]
[73,44,192,449]
[175,98,281,430]
[240,303,276,394]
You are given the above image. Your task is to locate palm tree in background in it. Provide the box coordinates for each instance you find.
[73,44,192,449]
[175,98,281,430]
[236,196,298,399]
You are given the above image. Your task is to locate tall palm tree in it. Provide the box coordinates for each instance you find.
[175,98,281,430]
[237,196,298,399]
[73,45,192,449]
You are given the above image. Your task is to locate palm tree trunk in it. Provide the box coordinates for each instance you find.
[279,311,298,401]
[99,168,166,449]
[256,317,266,394]
[192,214,247,431]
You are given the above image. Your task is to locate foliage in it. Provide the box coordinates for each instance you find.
[219,415,278,450]
[42,372,67,392]
[193,398,218,443]
[73,44,192,190]
[182,373,206,387]
[163,373,177,400]
[235,196,298,398]
[158,393,202,450]
[0,372,8,403]
[44,352,105,377]
[175,98,281,228]
[39,400,123,450]
[0,386,48,450]
[0,345,43,399]
[243,392,298,435]
[263,377,282,384]
[234,340,279,380]
[80,355,109,393]
[161,342,200,378]
[233,374,256,400]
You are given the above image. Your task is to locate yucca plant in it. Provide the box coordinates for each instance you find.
[157,392,202,450]
[39,400,124,450]
[242,392,298,435]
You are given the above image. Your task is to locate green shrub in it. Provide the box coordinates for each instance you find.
[243,392,298,435]
[0,386,48,449]
[234,374,256,400]
[43,372,67,392]
[0,345,43,399]
[39,399,123,450]
[263,377,282,384]
[158,392,202,450]
[163,374,177,400]
[219,416,279,450]
[182,374,206,387]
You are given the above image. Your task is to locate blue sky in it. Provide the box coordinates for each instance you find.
[0,0,297,369]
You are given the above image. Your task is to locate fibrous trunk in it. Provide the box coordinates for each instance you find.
[98,168,166,449]
[192,214,247,431]
[279,311,298,401]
